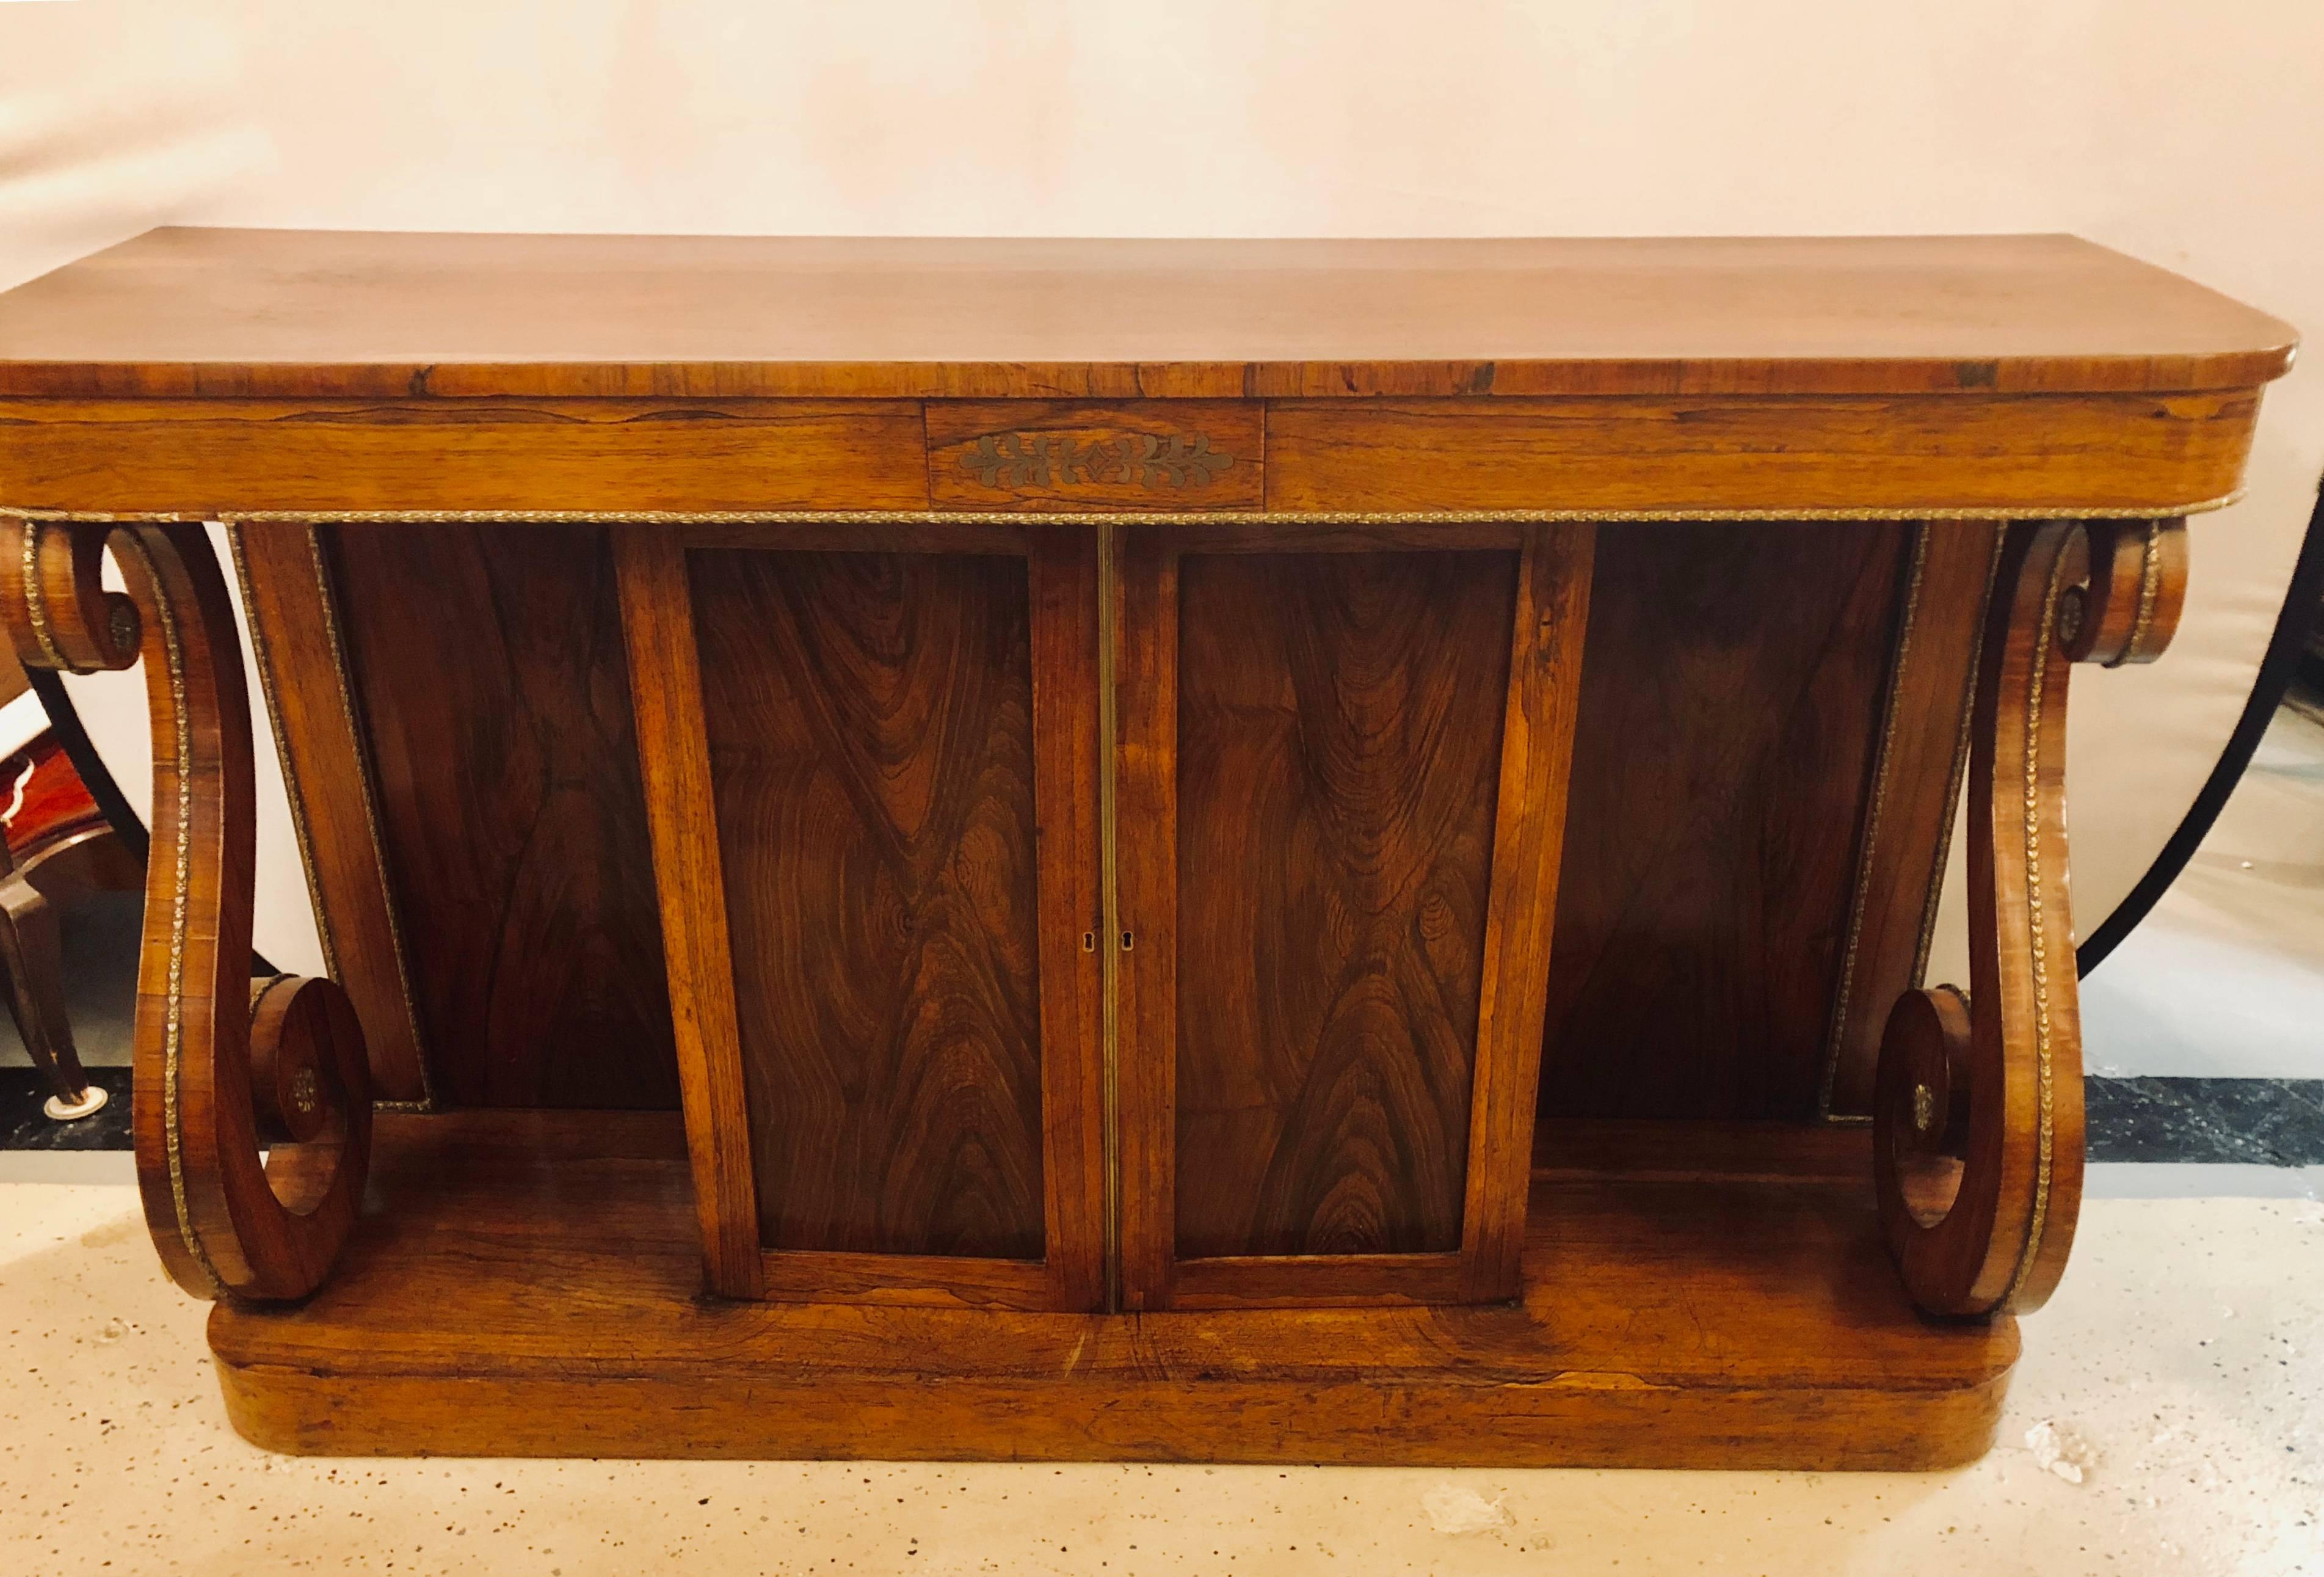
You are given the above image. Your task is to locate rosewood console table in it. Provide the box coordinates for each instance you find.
[0,231,2293,1468]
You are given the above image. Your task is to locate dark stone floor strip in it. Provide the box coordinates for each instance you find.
[7,1071,2322,1162]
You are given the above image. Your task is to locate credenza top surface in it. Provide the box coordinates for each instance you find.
[0,230,2295,402]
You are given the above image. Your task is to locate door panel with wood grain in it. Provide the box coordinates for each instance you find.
[1171,548,1514,1258]
[619,528,1105,1309]
[692,549,1048,1260]
[1117,523,1592,1308]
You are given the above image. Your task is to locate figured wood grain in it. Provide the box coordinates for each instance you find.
[1460,523,1595,1299]
[612,530,763,1299]
[1538,521,1908,1121]
[206,1109,2019,1468]
[1263,393,2262,514]
[1169,547,1518,1261]
[1825,520,2003,1116]
[330,524,679,1109]
[228,522,430,1104]
[927,401,1262,512]
[0,398,928,516]
[1169,1251,1469,1309]
[755,1249,1056,1311]
[1023,526,1109,1311]
[1113,526,1179,1309]
[691,548,1047,1261]
[674,519,1028,555]
[0,229,2290,399]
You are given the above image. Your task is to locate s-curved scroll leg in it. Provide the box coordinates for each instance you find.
[1875,518,2187,1317]
[0,515,371,1301]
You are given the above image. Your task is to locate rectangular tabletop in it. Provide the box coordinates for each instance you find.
[0,229,2295,400]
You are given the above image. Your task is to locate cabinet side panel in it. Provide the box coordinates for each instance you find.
[328,523,680,1109]
[1172,550,1517,1258]
[1538,521,1905,1120]
[692,550,1047,1259]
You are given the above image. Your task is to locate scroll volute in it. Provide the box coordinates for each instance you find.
[0,516,371,1301]
[1875,518,2187,1317]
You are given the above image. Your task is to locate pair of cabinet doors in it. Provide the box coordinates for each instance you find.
[616,519,1592,1313]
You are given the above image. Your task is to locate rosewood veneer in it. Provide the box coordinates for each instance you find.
[0,230,2293,1465]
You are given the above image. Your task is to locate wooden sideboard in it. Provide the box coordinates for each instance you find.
[0,230,2294,1466]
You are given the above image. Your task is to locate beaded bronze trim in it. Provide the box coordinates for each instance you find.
[110,528,228,1297]
[18,521,70,671]
[0,492,2247,528]
[1911,529,2008,995]
[2001,541,2075,1305]
[227,530,338,985]
[1817,523,1935,1119]
[304,527,437,1110]
[2125,520,2166,658]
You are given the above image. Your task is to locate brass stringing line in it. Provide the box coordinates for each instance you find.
[114,529,228,1297]
[19,520,69,670]
[0,490,2248,527]
[1818,522,1935,1120]
[1910,527,2008,990]
[2002,539,2073,1306]
[2126,520,2164,657]
[305,526,437,1110]
[1095,522,1122,1313]
[227,527,340,985]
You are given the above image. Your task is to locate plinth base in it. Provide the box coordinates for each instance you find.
[210,1112,2016,1469]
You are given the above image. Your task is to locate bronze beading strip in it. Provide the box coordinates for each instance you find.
[2001,539,2074,1305]
[304,527,437,1110]
[109,528,228,1297]
[1817,521,1936,1120]
[1909,529,2010,993]
[18,521,70,671]
[0,492,2248,527]
[2126,520,2165,658]
[227,528,340,988]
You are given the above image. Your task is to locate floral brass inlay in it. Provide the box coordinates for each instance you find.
[960,432,1235,490]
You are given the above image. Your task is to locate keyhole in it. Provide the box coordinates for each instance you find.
[1121,931,1135,951]
[1081,931,1097,952]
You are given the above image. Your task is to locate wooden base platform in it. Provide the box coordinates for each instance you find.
[210,1112,2016,1468]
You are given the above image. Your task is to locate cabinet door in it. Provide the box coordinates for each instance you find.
[618,523,1105,1311]
[1115,522,1594,1309]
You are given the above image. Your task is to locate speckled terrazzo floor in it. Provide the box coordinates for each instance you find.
[3,1168,2319,1576]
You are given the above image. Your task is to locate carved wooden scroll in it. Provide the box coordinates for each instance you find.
[1,517,371,1301]
[1875,519,2187,1317]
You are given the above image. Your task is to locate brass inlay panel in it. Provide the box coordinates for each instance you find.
[960,432,1233,491]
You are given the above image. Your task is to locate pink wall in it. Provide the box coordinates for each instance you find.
[2,0,2319,972]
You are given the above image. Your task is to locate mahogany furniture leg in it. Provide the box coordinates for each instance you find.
[1875,519,2188,1316]
[0,515,371,1300]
